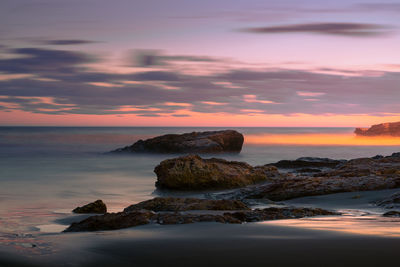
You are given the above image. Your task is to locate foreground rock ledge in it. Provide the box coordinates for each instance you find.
[220,155,400,201]
[64,205,338,232]
[355,121,400,136]
[154,155,281,190]
[111,130,244,154]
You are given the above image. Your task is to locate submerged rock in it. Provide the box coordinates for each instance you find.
[64,203,338,232]
[154,154,281,190]
[111,130,244,154]
[72,200,107,214]
[355,121,400,136]
[123,197,250,212]
[383,211,400,217]
[375,191,400,209]
[269,157,345,169]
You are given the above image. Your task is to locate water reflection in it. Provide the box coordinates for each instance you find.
[245,133,400,146]
[261,213,400,237]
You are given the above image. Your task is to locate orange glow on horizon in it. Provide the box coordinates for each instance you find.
[1,109,400,127]
[245,133,400,146]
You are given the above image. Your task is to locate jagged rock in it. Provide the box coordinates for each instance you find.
[217,156,400,201]
[383,211,400,217]
[269,157,345,169]
[72,200,107,214]
[110,130,244,154]
[64,204,338,232]
[123,197,250,213]
[375,192,400,209]
[65,210,155,232]
[154,154,281,190]
[355,121,400,136]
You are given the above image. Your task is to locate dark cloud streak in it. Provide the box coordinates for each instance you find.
[239,22,391,37]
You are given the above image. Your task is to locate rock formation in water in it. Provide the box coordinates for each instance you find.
[110,130,244,154]
[218,154,400,201]
[72,200,107,214]
[154,154,281,190]
[123,197,250,212]
[355,121,400,136]
[64,198,338,232]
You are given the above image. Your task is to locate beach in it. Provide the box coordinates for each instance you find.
[2,127,400,266]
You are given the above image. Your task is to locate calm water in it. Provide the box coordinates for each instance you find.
[1,127,400,236]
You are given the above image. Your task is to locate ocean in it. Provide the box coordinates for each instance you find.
[1,126,400,244]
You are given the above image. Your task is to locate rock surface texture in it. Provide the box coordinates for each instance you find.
[218,154,400,201]
[111,130,244,154]
[355,121,400,136]
[64,198,338,232]
[72,200,107,214]
[154,155,281,190]
[123,197,250,212]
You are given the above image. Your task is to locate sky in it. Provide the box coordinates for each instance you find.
[1,0,400,126]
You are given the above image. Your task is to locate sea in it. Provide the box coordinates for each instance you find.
[1,126,400,248]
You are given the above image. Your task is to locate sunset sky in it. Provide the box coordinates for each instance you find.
[1,0,400,126]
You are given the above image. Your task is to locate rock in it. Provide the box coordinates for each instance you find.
[123,197,250,213]
[72,200,107,214]
[269,157,345,169]
[154,154,281,190]
[355,121,400,136]
[296,168,322,173]
[217,156,400,201]
[383,211,400,217]
[64,210,154,232]
[111,130,244,154]
[64,204,338,232]
[375,192,400,209]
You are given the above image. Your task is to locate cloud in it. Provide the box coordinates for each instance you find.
[132,49,218,67]
[1,47,400,117]
[239,23,391,37]
[42,39,99,45]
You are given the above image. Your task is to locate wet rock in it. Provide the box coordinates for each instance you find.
[269,157,345,169]
[218,156,400,201]
[382,211,400,217]
[355,121,400,136]
[72,200,107,214]
[154,154,281,190]
[375,191,400,209]
[64,205,338,232]
[123,197,250,213]
[111,130,244,154]
[64,210,155,232]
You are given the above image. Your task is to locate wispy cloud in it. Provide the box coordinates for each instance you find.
[41,39,99,45]
[239,22,391,37]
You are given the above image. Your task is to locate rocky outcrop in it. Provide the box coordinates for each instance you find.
[111,130,244,154]
[217,156,400,201]
[72,200,107,214]
[355,121,400,136]
[269,157,345,169]
[154,155,281,190]
[375,191,400,209]
[123,197,249,212]
[64,202,338,232]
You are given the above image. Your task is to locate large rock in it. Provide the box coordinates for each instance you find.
[72,200,107,214]
[355,121,400,136]
[111,130,244,154]
[123,197,250,212]
[154,155,281,190]
[218,156,400,201]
